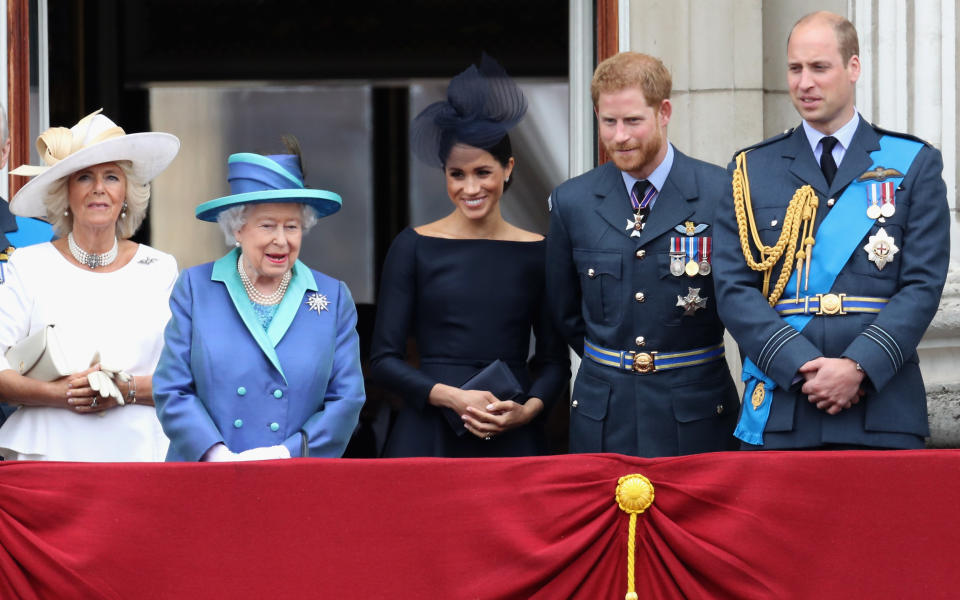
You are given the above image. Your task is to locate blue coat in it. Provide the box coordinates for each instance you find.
[153,249,365,461]
[546,149,738,457]
[712,121,949,448]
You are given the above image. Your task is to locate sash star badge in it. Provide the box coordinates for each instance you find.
[863,227,899,271]
[676,287,708,316]
[306,292,330,313]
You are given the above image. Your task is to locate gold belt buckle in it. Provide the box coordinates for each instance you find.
[630,351,657,373]
[815,293,846,316]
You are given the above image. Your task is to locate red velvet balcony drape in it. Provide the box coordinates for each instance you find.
[1,451,958,599]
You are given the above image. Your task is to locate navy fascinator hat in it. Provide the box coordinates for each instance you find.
[410,53,528,168]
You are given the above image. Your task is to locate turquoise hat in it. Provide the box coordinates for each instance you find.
[195,152,342,222]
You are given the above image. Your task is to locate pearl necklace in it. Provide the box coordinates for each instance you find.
[237,254,290,305]
[68,232,118,269]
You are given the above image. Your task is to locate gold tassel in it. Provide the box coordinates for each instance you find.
[616,474,655,600]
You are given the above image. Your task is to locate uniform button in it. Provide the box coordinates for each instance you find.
[827,198,836,207]
[273,389,283,399]
[587,268,596,278]
[770,219,778,227]
[270,422,280,432]
[716,404,725,415]
[635,336,645,347]
[233,419,243,429]
[237,386,246,396]
[634,292,645,303]
[635,249,646,259]
[571,399,579,408]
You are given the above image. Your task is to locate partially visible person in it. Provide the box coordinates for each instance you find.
[370,55,569,457]
[0,103,55,272]
[0,110,180,461]
[0,102,55,427]
[712,12,949,449]
[546,52,738,457]
[153,140,365,461]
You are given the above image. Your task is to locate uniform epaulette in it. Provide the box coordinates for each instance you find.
[731,127,796,157]
[869,123,933,148]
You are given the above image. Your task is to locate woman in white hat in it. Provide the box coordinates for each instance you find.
[0,110,180,461]
[153,138,365,461]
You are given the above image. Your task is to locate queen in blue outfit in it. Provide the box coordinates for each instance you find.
[153,140,365,461]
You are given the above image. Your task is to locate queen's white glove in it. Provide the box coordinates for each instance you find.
[236,445,291,461]
[202,443,238,462]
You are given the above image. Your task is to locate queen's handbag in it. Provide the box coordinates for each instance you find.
[4,324,72,381]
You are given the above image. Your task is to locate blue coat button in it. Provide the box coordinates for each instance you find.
[270,422,280,432]
[233,419,243,428]
[237,387,246,396]
[273,389,283,399]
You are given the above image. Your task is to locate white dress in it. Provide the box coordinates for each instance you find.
[0,242,176,461]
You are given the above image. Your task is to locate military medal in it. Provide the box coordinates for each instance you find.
[684,237,699,276]
[879,181,896,218]
[626,181,657,238]
[865,184,882,219]
[669,238,685,276]
[863,227,899,271]
[625,214,644,238]
[676,287,707,316]
[751,382,765,410]
[698,237,712,276]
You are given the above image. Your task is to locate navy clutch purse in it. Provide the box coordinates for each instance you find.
[444,359,524,436]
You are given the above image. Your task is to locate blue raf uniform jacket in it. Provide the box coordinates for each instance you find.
[712,120,949,448]
[546,149,738,457]
[153,249,365,461]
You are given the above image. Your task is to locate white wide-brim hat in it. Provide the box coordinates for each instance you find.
[9,109,180,218]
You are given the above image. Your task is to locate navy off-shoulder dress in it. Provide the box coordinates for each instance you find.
[370,227,570,457]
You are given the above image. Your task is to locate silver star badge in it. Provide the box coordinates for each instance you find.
[306,292,330,313]
[676,287,708,316]
[863,227,899,271]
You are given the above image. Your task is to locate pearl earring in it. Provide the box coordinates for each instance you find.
[121,201,128,219]
[235,241,240,248]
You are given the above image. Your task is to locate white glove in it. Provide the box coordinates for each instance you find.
[235,445,291,461]
[87,370,124,405]
[98,363,132,406]
[201,443,238,462]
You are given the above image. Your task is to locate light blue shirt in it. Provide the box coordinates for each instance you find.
[619,142,675,209]
[802,111,860,168]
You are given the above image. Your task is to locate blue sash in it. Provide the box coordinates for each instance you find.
[735,135,923,445]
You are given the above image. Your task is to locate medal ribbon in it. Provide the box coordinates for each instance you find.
[630,183,657,211]
[735,134,924,446]
[700,237,711,265]
[867,183,881,212]
[685,237,697,264]
[881,181,895,212]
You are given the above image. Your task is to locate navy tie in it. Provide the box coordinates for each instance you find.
[820,136,839,187]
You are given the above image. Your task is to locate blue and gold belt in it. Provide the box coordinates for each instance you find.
[774,294,888,316]
[584,340,725,374]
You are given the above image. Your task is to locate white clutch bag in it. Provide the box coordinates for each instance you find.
[4,324,72,381]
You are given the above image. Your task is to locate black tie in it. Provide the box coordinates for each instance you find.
[820,136,839,187]
[632,180,651,226]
